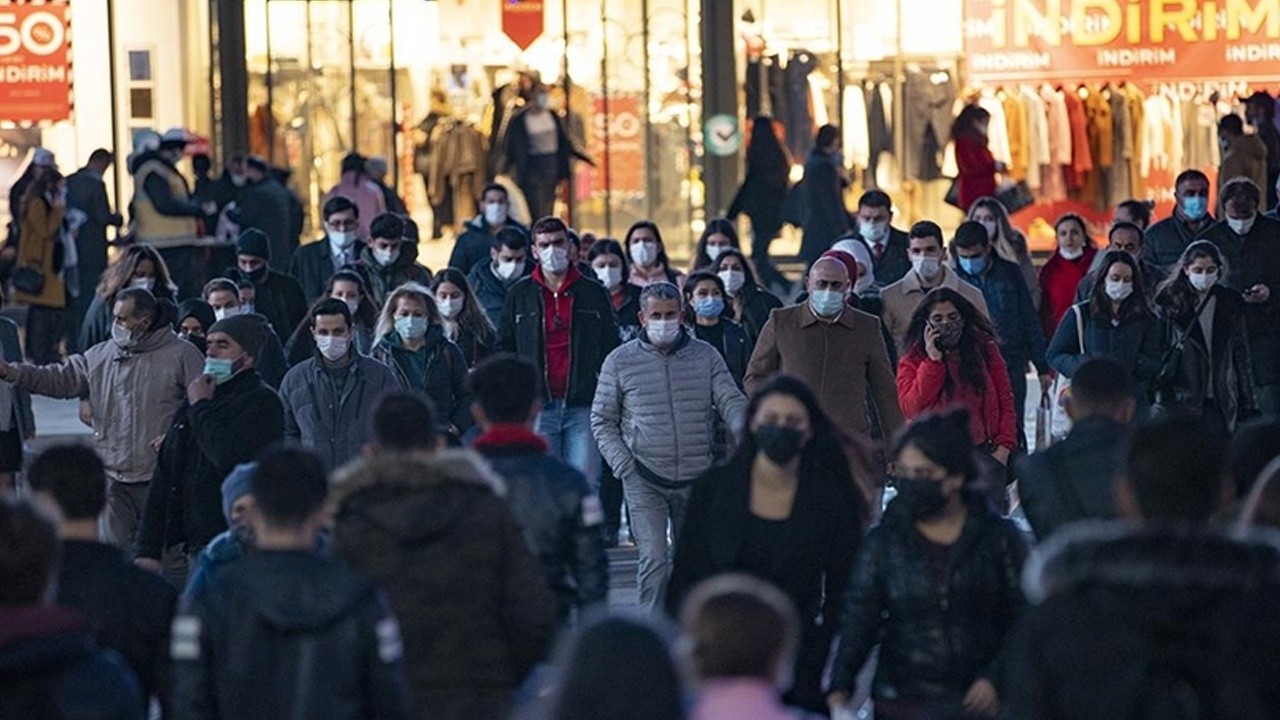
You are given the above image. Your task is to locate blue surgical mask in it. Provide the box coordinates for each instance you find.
[203,357,236,385]
[1181,195,1208,220]
[693,296,725,319]
[958,255,987,275]
[395,315,428,340]
[809,289,846,317]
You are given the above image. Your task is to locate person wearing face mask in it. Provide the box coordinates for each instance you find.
[587,238,642,343]
[279,299,401,470]
[285,270,381,365]
[431,268,495,367]
[1152,241,1259,436]
[826,408,1028,720]
[711,249,783,345]
[625,220,685,287]
[1202,178,1280,412]
[667,377,863,713]
[1144,170,1216,270]
[967,197,1039,307]
[690,218,742,274]
[135,311,284,579]
[1038,213,1098,339]
[0,288,204,554]
[1216,114,1269,217]
[1074,221,1165,303]
[449,183,530,272]
[502,84,595,221]
[226,228,307,344]
[881,221,990,354]
[175,298,215,356]
[225,155,297,268]
[469,226,533,325]
[200,278,287,388]
[798,125,851,267]
[683,271,751,388]
[324,152,386,240]
[1048,250,1162,418]
[591,282,748,613]
[499,217,620,481]
[65,149,124,351]
[357,212,433,308]
[854,190,911,286]
[371,283,473,440]
[727,116,792,292]
[289,196,366,302]
[78,244,178,352]
[952,104,1003,213]
[951,221,1052,452]
[746,257,904,510]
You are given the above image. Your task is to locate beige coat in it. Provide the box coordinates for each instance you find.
[880,267,990,355]
[2,329,204,483]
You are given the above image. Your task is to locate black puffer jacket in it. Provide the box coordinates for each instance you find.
[331,450,557,720]
[1006,523,1280,720]
[171,550,411,720]
[827,496,1028,704]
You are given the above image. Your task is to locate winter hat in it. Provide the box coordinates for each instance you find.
[32,148,55,168]
[208,313,268,361]
[221,462,257,523]
[235,228,271,260]
[827,237,876,294]
[176,299,215,334]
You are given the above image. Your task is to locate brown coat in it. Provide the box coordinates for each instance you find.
[14,196,66,308]
[879,267,990,355]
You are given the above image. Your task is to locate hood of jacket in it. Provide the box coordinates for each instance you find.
[331,449,506,543]
[0,605,93,682]
[226,550,375,632]
[1025,521,1280,608]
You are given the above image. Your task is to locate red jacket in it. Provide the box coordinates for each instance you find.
[897,342,1017,451]
[955,133,997,212]
[1038,247,1097,339]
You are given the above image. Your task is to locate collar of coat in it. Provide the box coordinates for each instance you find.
[1023,520,1280,604]
[799,302,857,330]
[895,265,961,297]
[329,448,507,509]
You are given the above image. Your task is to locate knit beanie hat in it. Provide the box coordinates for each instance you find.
[236,228,271,260]
[208,313,268,361]
[221,462,257,523]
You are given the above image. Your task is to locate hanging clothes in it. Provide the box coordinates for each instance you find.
[1000,88,1029,181]
[1022,85,1050,191]
[428,120,488,224]
[1063,88,1094,191]
[1040,85,1071,202]
[868,81,895,183]
[1142,93,1177,178]
[1108,86,1133,207]
[843,85,871,170]
[785,50,818,159]
[746,55,787,125]
[1123,83,1148,197]
[1082,85,1113,210]
[905,67,958,181]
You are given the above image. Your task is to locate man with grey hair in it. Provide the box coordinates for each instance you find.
[0,287,205,551]
[592,281,747,611]
[366,155,407,215]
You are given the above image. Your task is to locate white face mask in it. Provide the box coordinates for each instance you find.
[538,245,570,274]
[336,297,360,316]
[315,335,350,362]
[911,256,942,280]
[718,269,745,295]
[979,220,999,239]
[111,320,137,349]
[595,265,623,289]
[129,277,155,292]
[1227,215,1256,236]
[646,318,680,346]
[1189,270,1219,292]
[435,296,463,319]
[1060,245,1085,261]
[705,244,729,262]
[373,247,399,267]
[213,306,242,322]
[496,259,522,280]
[483,202,508,226]
[859,221,888,243]
[1105,279,1133,302]
[630,240,658,267]
[328,229,356,250]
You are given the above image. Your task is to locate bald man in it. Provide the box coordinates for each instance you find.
[745,257,903,507]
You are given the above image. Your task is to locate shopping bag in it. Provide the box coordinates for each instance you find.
[995,180,1035,214]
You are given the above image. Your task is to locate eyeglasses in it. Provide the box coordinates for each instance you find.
[328,220,359,231]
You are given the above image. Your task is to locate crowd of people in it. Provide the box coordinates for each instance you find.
[0,113,1279,720]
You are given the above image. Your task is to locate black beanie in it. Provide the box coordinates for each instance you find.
[208,313,269,360]
[236,228,271,260]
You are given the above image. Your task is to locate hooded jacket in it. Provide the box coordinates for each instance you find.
[1,328,204,484]
[171,550,411,720]
[1006,523,1280,719]
[370,325,472,435]
[449,215,529,272]
[330,450,557,720]
[468,256,532,327]
[356,245,432,309]
[280,352,403,470]
[0,605,143,720]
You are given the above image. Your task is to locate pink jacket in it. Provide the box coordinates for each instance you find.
[692,679,817,720]
[326,171,387,238]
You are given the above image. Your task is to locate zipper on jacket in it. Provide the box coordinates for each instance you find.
[664,348,680,480]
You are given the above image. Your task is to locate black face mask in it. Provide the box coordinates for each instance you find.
[755,425,805,465]
[244,266,268,284]
[183,334,208,356]
[933,320,964,349]
[894,476,951,520]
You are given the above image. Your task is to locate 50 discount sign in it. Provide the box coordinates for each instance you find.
[0,2,72,124]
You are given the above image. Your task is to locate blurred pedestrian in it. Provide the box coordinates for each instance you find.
[366,156,407,215]
[130,129,216,299]
[798,124,849,267]
[727,116,790,290]
[968,197,1038,307]
[226,155,296,267]
[174,298,214,354]
[326,153,386,239]
[543,617,685,720]
[1112,198,1152,230]
[13,168,68,364]
[0,296,31,495]
[689,218,742,274]
[952,105,999,213]
[65,149,123,350]
[587,237,641,343]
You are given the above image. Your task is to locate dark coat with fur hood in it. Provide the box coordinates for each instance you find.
[1006,522,1280,720]
[330,450,557,720]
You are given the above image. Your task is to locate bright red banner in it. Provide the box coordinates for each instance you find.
[964,0,1280,84]
[502,0,544,51]
[0,1,72,123]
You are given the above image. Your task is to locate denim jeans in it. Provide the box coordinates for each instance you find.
[621,475,691,612]
[536,399,601,489]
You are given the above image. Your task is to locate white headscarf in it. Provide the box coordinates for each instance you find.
[829,239,876,295]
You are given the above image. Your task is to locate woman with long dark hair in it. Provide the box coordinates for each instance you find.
[710,249,782,345]
[79,244,178,350]
[1038,213,1097,338]
[952,104,1000,212]
[826,408,1027,720]
[897,287,1017,468]
[13,169,67,364]
[544,617,685,720]
[1047,249,1161,416]
[431,267,495,367]
[690,217,742,274]
[682,270,751,387]
[1152,240,1257,436]
[625,220,684,287]
[668,375,865,714]
[728,116,791,290]
[285,269,379,365]
[588,238,642,343]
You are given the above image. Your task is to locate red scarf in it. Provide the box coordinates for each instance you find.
[473,424,550,454]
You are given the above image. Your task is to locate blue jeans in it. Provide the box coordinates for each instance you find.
[622,475,691,612]
[536,399,601,489]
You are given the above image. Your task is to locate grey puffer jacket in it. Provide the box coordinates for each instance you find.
[280,353,402,470]
[591,330,748,486]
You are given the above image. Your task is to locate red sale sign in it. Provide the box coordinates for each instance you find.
[0,1,72,123]
[502,0,544,51]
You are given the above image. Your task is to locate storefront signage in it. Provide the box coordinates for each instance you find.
[964,0,1280,83]
[586,92,643,196]
[0,1,72,123]
[502,0,544,51]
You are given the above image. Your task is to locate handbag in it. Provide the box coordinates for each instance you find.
[10,266,44,296]
[943,177,962,210]
[994,180,1035,214]
[1155,295,1213,389]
